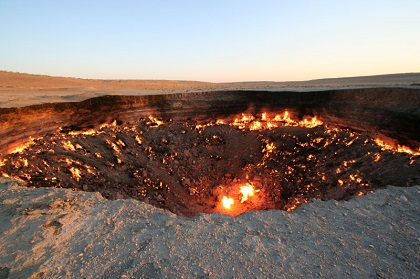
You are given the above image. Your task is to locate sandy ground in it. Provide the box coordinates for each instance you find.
[0,178,418,278]
[0,71,419,278]
[1,71,419,107]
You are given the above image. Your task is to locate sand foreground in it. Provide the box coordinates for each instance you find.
[0,178,419,278]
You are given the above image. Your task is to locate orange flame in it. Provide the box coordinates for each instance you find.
[221,196,234,209]
[68,129,97,136]
[375,138,420,156]
[148,116,164,127]
[239,184,259,203]
[63,140,76,151]
[298,116,323,128]
[69,167,81,181]
[220,183,260,212]
[231,111,323,131]
[8,137,38,154]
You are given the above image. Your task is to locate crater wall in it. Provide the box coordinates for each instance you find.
[1,87,419,155]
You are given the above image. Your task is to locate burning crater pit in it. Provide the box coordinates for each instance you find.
[0,89,419,216]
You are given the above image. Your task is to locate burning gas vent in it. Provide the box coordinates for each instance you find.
[1,108,418,217]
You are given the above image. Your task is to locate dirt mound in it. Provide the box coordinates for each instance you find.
[0,178,418,278]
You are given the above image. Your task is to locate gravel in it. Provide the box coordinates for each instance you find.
[0,178,419,278]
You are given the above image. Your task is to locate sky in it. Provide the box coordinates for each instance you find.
[1,0,419,82]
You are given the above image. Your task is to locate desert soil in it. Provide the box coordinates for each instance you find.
[1,71,419,108]
[0,178,419,278]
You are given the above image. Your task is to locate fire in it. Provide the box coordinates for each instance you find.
[263,140,276,153]
[374,139,395,152]
[106,139,121,154]
[298,116,323,128]
[230,111,323,131]
[69,167,81,181]
[249,121,262,131]
[1,111,417,217]
[373,153,381,162]
[239,184,259,203]
[221,196,234,209]
[135,135,142,145]
[261,112,268,121]
[148,116,164,127]
[63,140,76,151]
[397,145,420,156]
[220,183,260,212]
[375,138,420,156]
[67,129,97,136]
[9,137,37,154]
[274,111,294,125]
[99,120,117,130]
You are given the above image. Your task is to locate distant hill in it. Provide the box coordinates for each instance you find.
[297,73,420,85]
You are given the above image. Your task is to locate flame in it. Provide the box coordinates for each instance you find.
[148,116,164,127]
[374,138,395,152]
[106,140,121,154]
[10,144,30,154]
[9,137,37,154]
[249,121,262,131]
[116,139,126,147]
[99,120,117,130]
[397,145,420,156]
[63,140,76,151]
[298,116,323,128]
[19,158,28,167]
[219,183,260,214]
[221,196,234,209]
[94,152,103,158]
[68,129,97,136]
[375,138,420,156]
[230,111,323,131]
[274,111,295,125]
[373,153,381,162]
[135,135,142,145]
[263,140,276,153]
[239,184,259,203]
[261,112,267,121]
[69,167,81,181]
[356,191,365,196]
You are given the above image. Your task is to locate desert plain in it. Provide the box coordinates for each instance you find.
[0,71,419,278]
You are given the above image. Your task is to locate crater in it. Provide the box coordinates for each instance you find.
[0,88,419,216]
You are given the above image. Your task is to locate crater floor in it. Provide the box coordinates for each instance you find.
[1,112,418,216]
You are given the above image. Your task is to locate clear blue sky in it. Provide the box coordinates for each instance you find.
[1,0,419,82]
